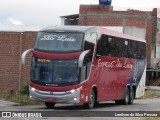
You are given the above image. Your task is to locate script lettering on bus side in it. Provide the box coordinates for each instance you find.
[41,35,76,42]
[98,59,132,69]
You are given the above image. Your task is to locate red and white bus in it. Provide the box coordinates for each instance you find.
[22,26,146,109]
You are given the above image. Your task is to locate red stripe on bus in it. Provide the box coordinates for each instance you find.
[32,50,82,59]
[30,82,76,92]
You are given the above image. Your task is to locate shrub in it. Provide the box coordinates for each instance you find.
[18,85,29,95]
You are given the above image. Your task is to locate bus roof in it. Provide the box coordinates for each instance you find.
[40,26,146,43]
[97,27,146,43]
[40,26,96,33]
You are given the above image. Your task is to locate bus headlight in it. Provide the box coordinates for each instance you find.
[67,89,77,94]
[70,89,76,93]
[74,97,77,101]
[67,86,82,94]
[31,87,36,91]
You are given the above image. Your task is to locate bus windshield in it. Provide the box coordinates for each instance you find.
[34,32,83,52]
[31,57,78,86]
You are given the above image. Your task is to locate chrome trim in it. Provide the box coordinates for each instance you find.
[21,49,33,64]
[29,86,81,104]
[36,90,69,95]
[78,50,90,67]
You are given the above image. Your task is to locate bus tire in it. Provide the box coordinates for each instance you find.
[84,90,95,109]
[129,88,134,105]
[122,88,129,105]
[45,102,55,108]
[95,102,99,107]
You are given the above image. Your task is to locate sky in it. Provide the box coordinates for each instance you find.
[0,0,160,26]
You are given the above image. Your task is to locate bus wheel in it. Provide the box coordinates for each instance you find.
[122,88,129,105]
[95,102,99,107]
[84,90,95,109]
[45,102,55,108]
[129,88,134,105]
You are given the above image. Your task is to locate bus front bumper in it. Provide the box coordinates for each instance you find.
[29,86,81,104]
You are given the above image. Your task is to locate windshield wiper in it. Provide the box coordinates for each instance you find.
[54,80,78,84]
[31,79,39,81]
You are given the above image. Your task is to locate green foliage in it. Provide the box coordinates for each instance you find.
[143,90,160,99]
[18,85,29,95]
[0,89,42,105]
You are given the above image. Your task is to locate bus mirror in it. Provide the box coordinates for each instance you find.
[21,49,33,64]
[78,50,90,68]
[79,66,86,82]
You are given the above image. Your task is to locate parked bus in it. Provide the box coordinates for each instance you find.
[22,26,146,109]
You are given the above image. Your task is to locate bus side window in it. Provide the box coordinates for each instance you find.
[84,33,96,79]
[84,33,96,60]
[129,40,136,59]
[135,41,142,59]
[114,38,129,58]
[97,34,107,56]
[106,36,129,57]
[106,36,112,56]
[137,42,146,59]
[123,40,129,58]
[141,42,146,59]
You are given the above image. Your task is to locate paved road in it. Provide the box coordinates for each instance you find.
[0,98,159,120]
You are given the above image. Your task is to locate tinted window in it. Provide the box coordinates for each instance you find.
[96,35,108,56]
[35,32,83,52]
[97,35,129,58]
[110,37,129,57]
[135,41,146,59]
[97,34,146,59]
[31,57,79,86]
[129,40,136,58]
[83,33,96,79]
[84,33,96,54]
[141,42,146,59]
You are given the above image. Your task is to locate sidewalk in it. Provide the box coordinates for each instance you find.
[0,100,20,106]
[146,86,160,91]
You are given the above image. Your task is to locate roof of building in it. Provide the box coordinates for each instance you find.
[60,14,79,19]
[0,25,48,32]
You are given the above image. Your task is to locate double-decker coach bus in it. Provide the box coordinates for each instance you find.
[22,26,146,109]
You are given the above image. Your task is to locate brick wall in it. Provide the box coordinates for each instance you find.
[79,5,158,67]
[0,32,37,91]
[157,33,160,43]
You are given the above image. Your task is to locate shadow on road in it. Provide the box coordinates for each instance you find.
[39,102,120,110]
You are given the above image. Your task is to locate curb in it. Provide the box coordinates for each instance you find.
[146,86,160,91]
[0,100,20,106]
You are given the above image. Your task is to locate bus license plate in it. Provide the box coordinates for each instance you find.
[48,98,56,102]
